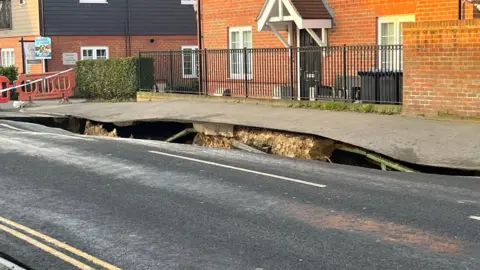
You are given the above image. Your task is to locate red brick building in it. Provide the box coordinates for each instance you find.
[199,0,475,49]
[0,0,197,74]
[47,35,197,72]
[43,0,198,72]
[195,0,480,116]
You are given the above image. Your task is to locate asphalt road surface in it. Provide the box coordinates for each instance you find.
[0,119,479,270]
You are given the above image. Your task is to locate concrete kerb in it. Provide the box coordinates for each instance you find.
[137,91,403,115]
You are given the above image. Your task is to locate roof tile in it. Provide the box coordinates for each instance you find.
[290,0,332,20]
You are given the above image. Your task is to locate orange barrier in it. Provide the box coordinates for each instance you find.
[14,70,75,103]
[0,76,11,103]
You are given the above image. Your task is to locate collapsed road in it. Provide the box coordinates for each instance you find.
[19,100,480,171]
[0,119,479,269]
[2,111,477,176]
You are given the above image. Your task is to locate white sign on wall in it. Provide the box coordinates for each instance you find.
[62,53,78,65]
[23,42,41,64]
[23,42,36,61]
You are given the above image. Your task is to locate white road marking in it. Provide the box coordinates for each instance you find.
[149,150,327,188]
[469,216,480,221]
[0,123,95,141]
[0,123,27,132]
[458,200,479,204]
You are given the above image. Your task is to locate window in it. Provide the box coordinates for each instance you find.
[0,0,12,29]
[1,48,14,67]
[378,15,415,70]
[79,0,108,3]
[229,26,252,79]
[182,46,198,78]
[81,46,109,60]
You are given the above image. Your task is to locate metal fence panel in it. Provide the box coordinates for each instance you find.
[139,45,403,104]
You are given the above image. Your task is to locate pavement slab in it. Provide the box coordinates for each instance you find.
[21,100,480,170]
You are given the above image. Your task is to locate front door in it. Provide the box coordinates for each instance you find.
[299,30,322,100]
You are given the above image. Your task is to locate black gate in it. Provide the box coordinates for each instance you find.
[299,30,322,100]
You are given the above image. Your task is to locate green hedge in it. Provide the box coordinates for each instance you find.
[0,66,19,83]
[75,57,154,100]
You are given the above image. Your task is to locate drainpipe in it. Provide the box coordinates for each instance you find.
[38,0,45,36]
[197,0,202,50]
[124,23,128,57]
[125,0,131,57]
[459,0,463,20]
[127,0,131,56]
[39,0,48,72]
[196,0,204,94]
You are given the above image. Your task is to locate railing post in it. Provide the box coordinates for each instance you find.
[204,48,208,96]
[198,49,203,95]
[169,50,174,89]
[290,46,294,100]
[137,51,142,90]
[244,47,248,98]
[343,44,347,101]
[398,45,402,104]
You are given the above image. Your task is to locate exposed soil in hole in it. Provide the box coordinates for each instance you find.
[3,116,479,177]
[193,127,335,162]
[84,121,118,137]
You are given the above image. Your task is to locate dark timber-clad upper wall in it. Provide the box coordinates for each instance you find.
[43,0,197,36]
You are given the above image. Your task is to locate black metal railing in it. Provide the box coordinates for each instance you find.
[139,45,403,104]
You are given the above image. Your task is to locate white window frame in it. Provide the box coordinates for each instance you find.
[1,48,14,67]
[377,14,415,70]
[79,0,108,3]
[229,26,253,80]
[80,46,109,60]
[181,45,198,78]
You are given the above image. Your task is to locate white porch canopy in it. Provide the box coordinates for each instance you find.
[257,0,332,47]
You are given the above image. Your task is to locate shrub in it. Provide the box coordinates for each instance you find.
[75,57,154,100]
[0,66,19,83]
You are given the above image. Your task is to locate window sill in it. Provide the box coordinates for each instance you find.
[183,75,198,79]
[229,74,253,80]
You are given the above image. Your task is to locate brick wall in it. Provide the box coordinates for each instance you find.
[403,19,480,117]
[201,0,474,48]
[320,0,473,45]
[47,35,197,71]
[201,0,290,49]
[0,35,43,74]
